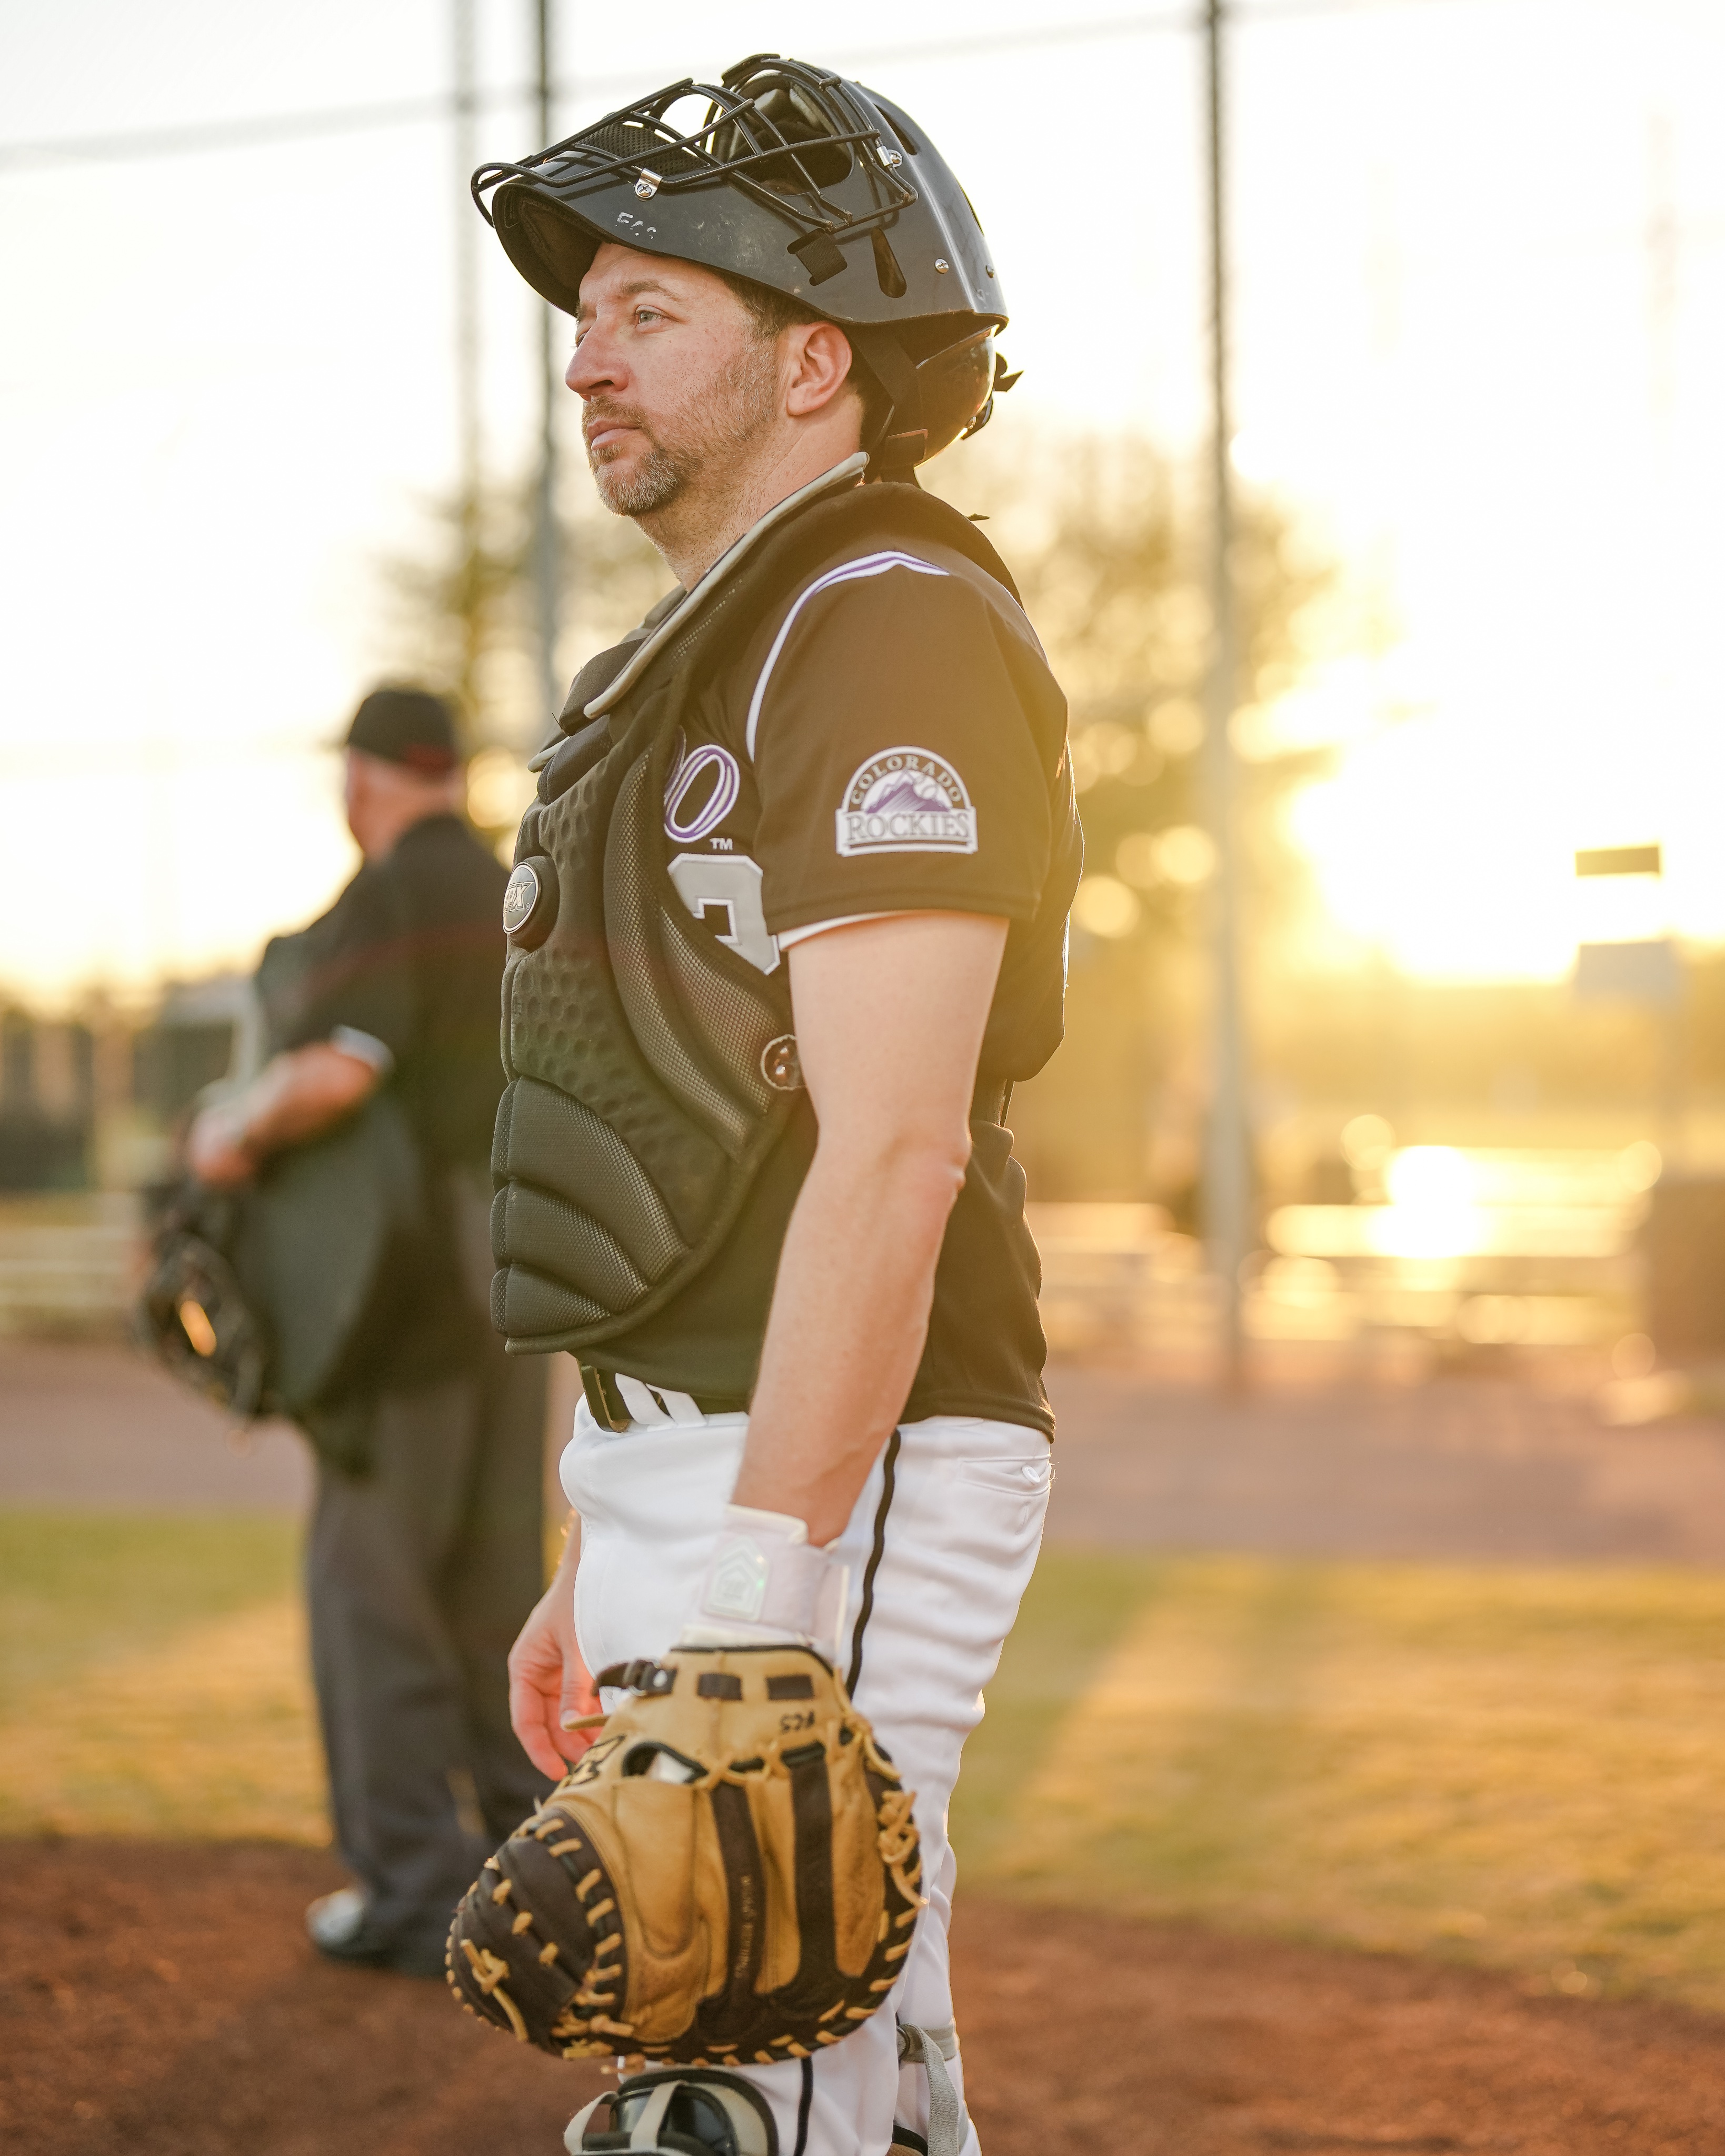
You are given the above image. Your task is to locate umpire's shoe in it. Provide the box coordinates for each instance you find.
[306,1885,445,1981]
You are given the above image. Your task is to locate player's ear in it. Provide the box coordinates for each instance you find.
[784,322,855,419]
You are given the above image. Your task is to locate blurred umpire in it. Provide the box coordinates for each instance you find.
[187,686,549,1978]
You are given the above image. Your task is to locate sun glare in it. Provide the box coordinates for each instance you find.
[1288,724,1568,980]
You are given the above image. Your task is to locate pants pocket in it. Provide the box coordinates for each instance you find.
[943,1453,1052,1559]
[954,1454,1053,1499]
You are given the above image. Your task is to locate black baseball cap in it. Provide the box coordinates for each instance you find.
[341,686,461,774]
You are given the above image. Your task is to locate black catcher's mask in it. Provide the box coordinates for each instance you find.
[472,54,1021,479]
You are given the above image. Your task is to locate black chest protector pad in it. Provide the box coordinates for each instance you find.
[488,482,1023,1359]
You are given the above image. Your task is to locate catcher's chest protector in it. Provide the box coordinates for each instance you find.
[446,1645,923,2066]
[489,476,1022,1356]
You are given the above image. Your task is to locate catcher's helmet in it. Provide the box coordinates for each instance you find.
[472,54,1019,476]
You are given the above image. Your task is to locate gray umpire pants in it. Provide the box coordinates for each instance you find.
[306,1341,551,1960]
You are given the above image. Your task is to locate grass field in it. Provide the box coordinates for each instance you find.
[952,1550,1725,2010]
[6,1514,1725,2010]
[0,1512,321,1842]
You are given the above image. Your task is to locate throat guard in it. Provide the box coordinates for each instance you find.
[489,472,1021,1360]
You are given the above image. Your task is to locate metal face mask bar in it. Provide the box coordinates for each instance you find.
[473,55,919,287]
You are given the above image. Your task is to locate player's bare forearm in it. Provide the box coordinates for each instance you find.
[185,1043,380,1186]
[732,1131,960,1541]
[508,1509,600,1777]
[732,911,1008,1545]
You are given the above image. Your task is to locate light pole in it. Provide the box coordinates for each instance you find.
[531,0,562,726]
[452,0,482,732]
[1201,0,1251,1390]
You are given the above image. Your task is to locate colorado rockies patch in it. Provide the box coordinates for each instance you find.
[835,746,978,857]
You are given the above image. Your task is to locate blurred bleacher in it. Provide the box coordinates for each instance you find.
[1029,1139,1669,1374]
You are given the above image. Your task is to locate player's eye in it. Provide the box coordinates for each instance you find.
[633,306,662,326]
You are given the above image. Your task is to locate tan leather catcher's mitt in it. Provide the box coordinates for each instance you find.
[447,1644,923,2066]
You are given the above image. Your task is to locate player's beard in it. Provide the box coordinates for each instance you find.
[585,337,781,518]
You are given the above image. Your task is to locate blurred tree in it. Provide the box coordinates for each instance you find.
[378,485,529,756]
[928,433,1346,1208]
[374,475,666,845]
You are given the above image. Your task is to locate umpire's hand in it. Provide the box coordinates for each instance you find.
[185,1042,383,1189]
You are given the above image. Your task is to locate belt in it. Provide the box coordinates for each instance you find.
[581,1364,750,1433]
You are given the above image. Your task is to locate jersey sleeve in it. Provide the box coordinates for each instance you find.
[275,865,417,1066]
[747,557,1054,938]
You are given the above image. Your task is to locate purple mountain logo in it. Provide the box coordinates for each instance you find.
[860,768,950,817]
[836,747,978,859]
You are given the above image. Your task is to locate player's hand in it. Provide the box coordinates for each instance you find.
[186,1103,257,1188]
[508,1576,600,1779]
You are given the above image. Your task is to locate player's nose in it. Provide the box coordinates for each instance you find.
[567,328,621,398]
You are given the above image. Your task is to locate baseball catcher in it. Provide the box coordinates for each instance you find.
[452,52,1079,2156]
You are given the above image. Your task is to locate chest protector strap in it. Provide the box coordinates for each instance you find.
[488,477,1021,1357]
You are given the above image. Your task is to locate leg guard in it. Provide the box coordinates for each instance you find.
[567,2070,778,2156]
[895,2022,966,2156]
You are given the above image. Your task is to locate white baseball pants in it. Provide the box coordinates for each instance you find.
[560,1401,1052,2156]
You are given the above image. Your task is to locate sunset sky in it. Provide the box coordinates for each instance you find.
[3,0,1723,1001]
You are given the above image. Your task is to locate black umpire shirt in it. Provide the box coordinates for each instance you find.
[260,810,510,1381]
[593,522,1083,1436]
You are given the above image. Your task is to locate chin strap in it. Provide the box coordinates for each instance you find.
[846,325,926,485]
[896,2021,965,2156]
[869,453,925,489]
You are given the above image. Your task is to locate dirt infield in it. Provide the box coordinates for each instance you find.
[7,1843,1725,2154]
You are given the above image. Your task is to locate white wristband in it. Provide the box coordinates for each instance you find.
[680,1505,850,1661]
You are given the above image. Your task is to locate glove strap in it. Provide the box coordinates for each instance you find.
[682,1506,848,1658]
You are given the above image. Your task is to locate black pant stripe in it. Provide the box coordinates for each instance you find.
[793,2055,815,2156]
[846,1426,901,1696]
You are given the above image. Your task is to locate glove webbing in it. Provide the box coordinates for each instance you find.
[896,2021,965,2156]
